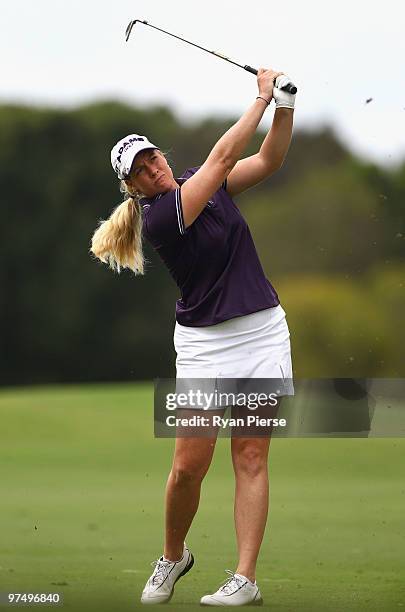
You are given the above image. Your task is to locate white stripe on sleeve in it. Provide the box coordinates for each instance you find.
[175,188,186,235]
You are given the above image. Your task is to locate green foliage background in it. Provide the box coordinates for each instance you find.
[1,102,404,385]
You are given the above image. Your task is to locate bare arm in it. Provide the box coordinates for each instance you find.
[181,68,280,229]
[225,107,294,198]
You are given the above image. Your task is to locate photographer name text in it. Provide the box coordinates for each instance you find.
[166,415,287,428]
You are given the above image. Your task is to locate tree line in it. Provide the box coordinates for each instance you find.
[0,101,403,385]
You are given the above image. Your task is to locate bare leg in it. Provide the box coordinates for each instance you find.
[231,436,271,582]
[164,412,222,560]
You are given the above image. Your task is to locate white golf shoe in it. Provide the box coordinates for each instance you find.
[140,543,194,604]
[200,570,263,606]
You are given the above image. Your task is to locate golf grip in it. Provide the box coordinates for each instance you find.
[244,65,298,94]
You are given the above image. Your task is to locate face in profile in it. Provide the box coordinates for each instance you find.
[125,149,178,197]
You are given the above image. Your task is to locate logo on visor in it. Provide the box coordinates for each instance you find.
[116,137,145,164]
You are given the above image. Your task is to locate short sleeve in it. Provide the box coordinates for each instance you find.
[181,166,200,179]
[143,188,186,248]
[181,166,226,190]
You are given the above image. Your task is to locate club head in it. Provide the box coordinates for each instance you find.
[125,20,135,42]
[125,19,149,42]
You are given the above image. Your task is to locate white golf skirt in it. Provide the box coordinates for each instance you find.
[174,305,294,407]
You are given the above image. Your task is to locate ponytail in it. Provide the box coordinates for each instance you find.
[90,187,145,275]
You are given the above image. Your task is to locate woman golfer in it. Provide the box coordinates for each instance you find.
[91,68,295,606]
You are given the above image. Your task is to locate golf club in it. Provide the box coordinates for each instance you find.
[125,19,297,94]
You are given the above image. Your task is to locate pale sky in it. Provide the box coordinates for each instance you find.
[2,0,405,165]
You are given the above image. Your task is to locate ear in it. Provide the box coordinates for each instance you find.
[124,178,137,193]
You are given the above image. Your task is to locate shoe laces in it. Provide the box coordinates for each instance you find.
[220,570,246,595]
[150,558,171,586]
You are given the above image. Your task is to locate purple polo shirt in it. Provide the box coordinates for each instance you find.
[141,167,280,327]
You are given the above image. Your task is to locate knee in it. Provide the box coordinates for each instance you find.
[233,445,268,479]
[171,463,207,486]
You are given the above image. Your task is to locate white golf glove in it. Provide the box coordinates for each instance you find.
[273,75,296,109]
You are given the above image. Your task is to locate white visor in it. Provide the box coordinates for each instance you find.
[111,134,158,179]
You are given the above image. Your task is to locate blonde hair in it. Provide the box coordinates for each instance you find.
[90,182,145,275]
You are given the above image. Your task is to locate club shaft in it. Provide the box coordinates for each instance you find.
[126,20,297,94]
[129,20,247,70]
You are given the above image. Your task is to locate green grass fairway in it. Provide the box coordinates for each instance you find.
[1,384,404,611]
